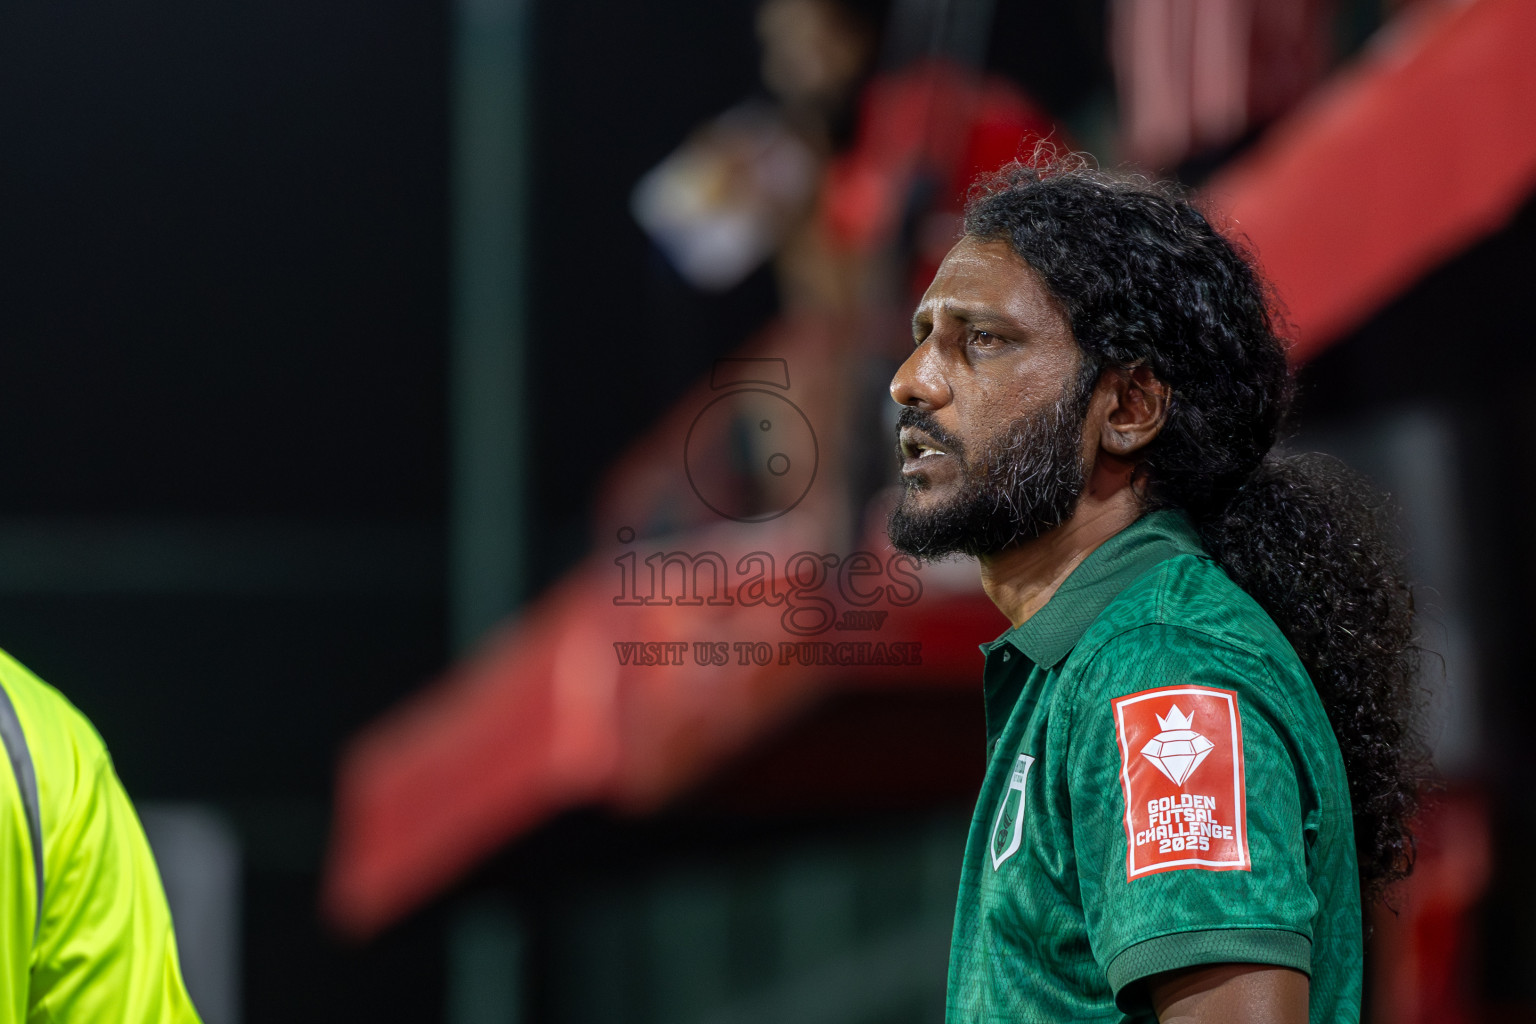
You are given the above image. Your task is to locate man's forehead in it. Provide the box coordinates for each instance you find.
[915,235,1052,320]
[934,234,1027,277]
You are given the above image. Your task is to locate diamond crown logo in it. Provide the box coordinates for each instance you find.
[1140,703,1215,787]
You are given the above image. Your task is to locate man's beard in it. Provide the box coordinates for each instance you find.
[887,382,1094,560]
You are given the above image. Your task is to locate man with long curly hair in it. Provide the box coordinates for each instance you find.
[888,157,1423,1022]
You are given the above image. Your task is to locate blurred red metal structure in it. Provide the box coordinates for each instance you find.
[1207,0,1536,361]
[1366,791,1493,1024]
[323,0,1536,939]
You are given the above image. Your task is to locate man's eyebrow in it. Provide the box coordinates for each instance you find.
[910,302,1021,345]
[923,301,1013,330]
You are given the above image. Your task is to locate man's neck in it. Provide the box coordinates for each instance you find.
[979,492,1143,629]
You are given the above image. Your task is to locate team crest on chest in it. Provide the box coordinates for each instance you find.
[1113,686,1250,878]
[989,753,1034,870]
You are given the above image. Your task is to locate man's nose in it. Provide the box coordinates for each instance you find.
[890,342,950,410]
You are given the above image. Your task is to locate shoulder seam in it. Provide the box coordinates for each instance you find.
[1072,617,1272,698]
[1055,558,1188,741]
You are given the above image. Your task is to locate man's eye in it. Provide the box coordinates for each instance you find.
[969,330,1001,346]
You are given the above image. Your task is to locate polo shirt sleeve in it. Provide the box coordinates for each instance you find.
[1064,622,1318,1012]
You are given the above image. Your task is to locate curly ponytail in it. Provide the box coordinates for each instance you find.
[965,155,1427,898]
[1198,454,1424,894]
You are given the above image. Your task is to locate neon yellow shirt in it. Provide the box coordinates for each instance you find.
[0,648,201,1023]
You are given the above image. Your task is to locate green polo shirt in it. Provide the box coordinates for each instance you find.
[945,510,1361,1023]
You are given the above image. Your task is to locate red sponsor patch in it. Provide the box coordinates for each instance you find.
[1113,685,1249,879]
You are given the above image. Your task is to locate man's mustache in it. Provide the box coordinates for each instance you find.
[896,406,967,460]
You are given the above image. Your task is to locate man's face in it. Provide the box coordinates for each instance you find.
[887,235,1093,558]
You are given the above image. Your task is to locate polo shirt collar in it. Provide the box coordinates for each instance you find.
[987,510,1205,668]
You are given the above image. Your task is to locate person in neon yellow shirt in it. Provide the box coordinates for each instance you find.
[0,647,201,1022]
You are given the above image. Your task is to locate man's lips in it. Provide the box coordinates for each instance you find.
[898,425,952,469]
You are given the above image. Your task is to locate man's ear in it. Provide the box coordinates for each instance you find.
[1099,364,1170,457]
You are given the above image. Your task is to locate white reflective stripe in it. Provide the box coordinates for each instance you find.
[0,684,42,940]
